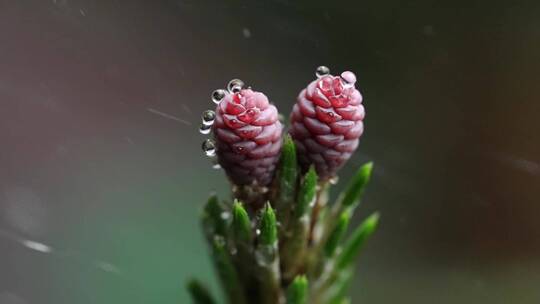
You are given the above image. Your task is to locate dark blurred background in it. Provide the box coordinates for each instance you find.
[1,0,539,303]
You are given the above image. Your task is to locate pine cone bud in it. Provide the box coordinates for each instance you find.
[289,69,365,180]
[213,88,283,186]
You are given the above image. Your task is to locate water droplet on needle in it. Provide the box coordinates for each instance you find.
[329,176,339,185]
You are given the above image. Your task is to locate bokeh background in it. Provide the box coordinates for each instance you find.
[1,0,539,303]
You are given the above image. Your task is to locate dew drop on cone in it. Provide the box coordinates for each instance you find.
[227,79,245,94]
[202,139,216,157]
[202,110,216,126]
[212,89,227,104]
[199,123,212,135]
[316,65,330,78]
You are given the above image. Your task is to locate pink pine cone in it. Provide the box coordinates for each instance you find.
[289,71,365,180]
[213,89,283,186]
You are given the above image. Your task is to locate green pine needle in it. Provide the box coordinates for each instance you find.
[323,266,354,304]
[336,212,379,270]
[324,210,352,257]
[210,237,247,304]
[186,279,217,304]
[337,162,373,210]
[202,194,228,237]
[295,166,318,219]
[280,167,317,281]
[277,135,298,211]
[232,200,252,243]
[256,203,282,304]
[260,203,277,246]
[194,146,379,303]
[287,275,309,304]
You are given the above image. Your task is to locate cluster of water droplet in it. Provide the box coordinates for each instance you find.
[316,65,355,90]
[200,78,246,161]
[315,65,356,108]
[200,106,216,157]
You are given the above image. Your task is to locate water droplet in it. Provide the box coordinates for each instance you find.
[254,246,276,266]
[213,235,226,247]
[227,79,245,93]
[316,66,330,78]
[202,139,216,157]
[242,27,252,38]
[202,110,216,125]
[212,163,222,170]
[232,85,242,94]
[340,71,356,89]
[21,240,52,253]
[278,113,285,124]
[220,211,230,220]
[212,89,227,104]
[329,176,339,185]
[256,229,261,236]
[199,123,211,134]
[340,81,352,91]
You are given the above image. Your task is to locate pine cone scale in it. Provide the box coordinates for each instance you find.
[213,88,283,186]
[289,71,365,180]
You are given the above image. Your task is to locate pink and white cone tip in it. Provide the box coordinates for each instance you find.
[289,67,365,180]
[206,79,283,186]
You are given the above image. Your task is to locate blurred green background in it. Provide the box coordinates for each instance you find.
[1,0,539,303]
